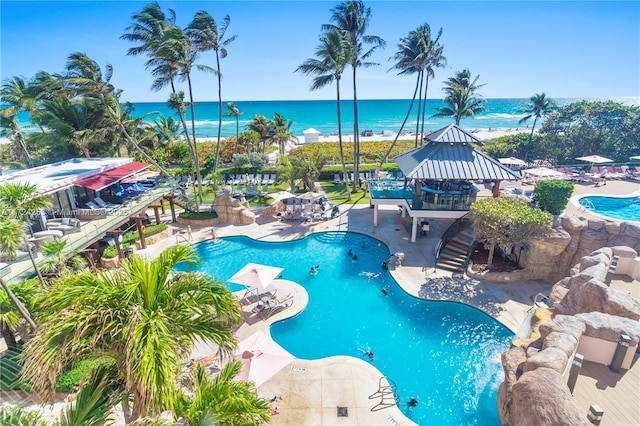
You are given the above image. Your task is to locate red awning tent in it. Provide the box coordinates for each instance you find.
[74,161,150,191]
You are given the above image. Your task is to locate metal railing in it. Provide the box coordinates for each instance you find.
[434,213,472,260]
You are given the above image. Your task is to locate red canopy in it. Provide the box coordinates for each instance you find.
[74,161,150,191]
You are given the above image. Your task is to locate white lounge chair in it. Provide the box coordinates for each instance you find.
[263,296,294,320]
[94,196,117,209]
[334,174,341,184]
[242,283,277,304]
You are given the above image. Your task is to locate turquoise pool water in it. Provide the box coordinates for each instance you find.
[176,232,512,425]
[579,195,640,222]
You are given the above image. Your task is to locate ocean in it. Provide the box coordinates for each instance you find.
[14,97,639,139]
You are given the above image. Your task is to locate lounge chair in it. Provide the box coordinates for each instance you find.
[263,294,294,320]
[242,283,277,305]
[94,196,117,209]
[85,200,102,210]
[334,174,341,184]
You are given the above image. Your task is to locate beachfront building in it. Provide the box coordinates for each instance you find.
[368,124,520,242]
[0,158,183,284]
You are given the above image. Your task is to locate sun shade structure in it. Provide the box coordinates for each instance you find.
[74,161,150,191]
[576,155,613,164]
[298,191,325,201]
[228,262,284,290]
[394,124,520,181]
[499,157,527,166]
[268,190,295,202]
[226,330,295,387]
[523,167,566,178]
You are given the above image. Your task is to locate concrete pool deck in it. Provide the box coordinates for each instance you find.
[141,178,639,425]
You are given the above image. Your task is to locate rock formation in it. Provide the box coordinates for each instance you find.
[214,187,256,225]
[499,247,640,425]
[520,217,640,282]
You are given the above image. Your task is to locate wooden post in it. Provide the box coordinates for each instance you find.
[152,205,161,224]
[492,180,502,197]
[107,231,125,260]
[166,196,177,222]
[133,217,146,249]
[160,198,166,214]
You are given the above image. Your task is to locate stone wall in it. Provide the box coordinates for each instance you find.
[214,188,256,225]
[499,247,640,425]
[520,216,640,282]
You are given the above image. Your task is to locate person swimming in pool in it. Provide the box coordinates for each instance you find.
[358,347,375,361]
[309,266,318,275]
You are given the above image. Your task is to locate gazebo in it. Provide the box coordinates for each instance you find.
[303,128,321,144]
[369,124,520,242]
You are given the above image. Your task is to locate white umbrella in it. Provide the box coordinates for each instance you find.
[268,190,295,202]
[228,262,283,290]
[298,191,324,201]
[522,167,566,178]
[630,155,640,160]
[226,330,295,387]
[499,157,527,166]
[576,155,613,164]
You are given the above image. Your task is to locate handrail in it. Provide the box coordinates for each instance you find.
[434,213,471,260]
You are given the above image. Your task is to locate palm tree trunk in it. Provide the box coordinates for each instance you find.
[235,117,239,154]
[336,80,351,201]
[0,276,37,332]
[414,72,424,148]
[524,117,538,162]
[1,321,18,351]
[24,236,45,287]
[186,76,204,208]
[352,66,360,193]
[214,53,224,172]
[382,76,420,163]
[419,73,431,146]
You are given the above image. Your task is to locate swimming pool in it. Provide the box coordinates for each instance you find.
[176,232,512,425]
[578,195,640,222]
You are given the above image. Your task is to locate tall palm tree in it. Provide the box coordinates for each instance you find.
[418,42,446,144]
[21,245,242,422]
[187,11,237,173]
[151,115,182,148]
[518,92,557,161]
[270,112,297,157]
[384,24,445,160]
[324,0,385,193]
[225,102,242,153]
[64,52,171,177]
[246,114,271,153]
[432,68,486,125]
[296,29,353,200]
[176,361,272,425]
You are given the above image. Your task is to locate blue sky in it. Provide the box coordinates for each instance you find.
[2,1,639,102]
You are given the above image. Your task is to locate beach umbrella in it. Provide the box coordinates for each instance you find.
[268,190,295,202]
[576,155,613,173]
[298,191,324,201]
[228,262,283,290]
[498,157,527,166]
[228,330,295,387]
[630,155,640,160]
[522,167,566,179]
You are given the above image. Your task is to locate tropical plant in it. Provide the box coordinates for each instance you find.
[532,179,574,215]
[224,102,243,154]
[432,68,486,125]
[277,155,299,193]
[39,238,87,276]
[63,52,171,176]
[0,282,22,350]
[323,0,385,192]
[187,11,237,173]
[21,245,242,422]
[384,23,445,159]
[151,116,182,148]
[469,197,552,268]
[518,93,557,161]
[175,361,272,425]
[296,29,353,200]
[246,114,271,153]
[270,112,297,156]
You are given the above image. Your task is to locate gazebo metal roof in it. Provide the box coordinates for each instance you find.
[394,124,520,181]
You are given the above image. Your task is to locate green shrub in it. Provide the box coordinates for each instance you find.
[179,211,218,220]
[102,245,118,259]
[122,223,169,245]
[532,179,575,215]
[56,357,113,393]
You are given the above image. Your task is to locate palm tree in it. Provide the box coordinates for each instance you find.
[225,102,242,153]
[0,182,51,288]
[296,29,353,200]
[518,92,557,161]
[270,112,297,157]
[384,24,445,160]
[63,52,171,177]
[176,361,272,425]
[324,0,385,193]
[432,68,486,125]
[21,245,242,422]
[246,114,271,153]
[39,238,87,278]
[151,115,182,148]
[187,11,237,173]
